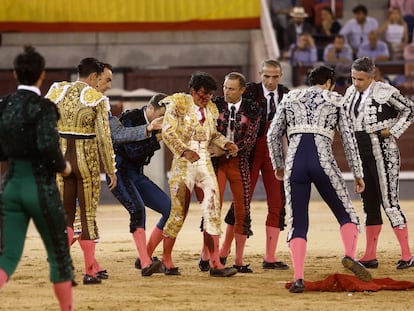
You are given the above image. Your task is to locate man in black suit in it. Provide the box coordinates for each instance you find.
[219,60,290,270]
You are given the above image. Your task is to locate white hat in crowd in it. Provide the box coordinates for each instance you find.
[290,7,309,18]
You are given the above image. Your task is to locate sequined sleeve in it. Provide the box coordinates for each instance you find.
[162,100,188,157]
[337,105,363,179]
[267,102,287,170]
[95,101,116,174]
[388,90,414,139]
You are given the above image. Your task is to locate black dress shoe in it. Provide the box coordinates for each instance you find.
[142,259,163,276]
[342,256,372,282]
[396,257,414,269]
[210,267,237,277]
[289,279,305,293]
[233,264,253,273]
[96,270,109,279]
[219,257,227,265]
[164,267,181,275]
[150,257,165,273]
[359,259,379,269]
[134,258,141,270]
[262,261,289,270]
[198,259,210,272]
[83,274,102,285]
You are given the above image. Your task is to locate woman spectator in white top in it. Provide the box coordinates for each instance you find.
[377,6,409,60]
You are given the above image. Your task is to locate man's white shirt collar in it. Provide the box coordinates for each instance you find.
[227,98,242,112]
[18,85,41,96]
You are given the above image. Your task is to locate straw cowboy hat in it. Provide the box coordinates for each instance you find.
[290,7,309,18]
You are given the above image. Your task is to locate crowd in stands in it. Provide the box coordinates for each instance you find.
[270,1,414,89]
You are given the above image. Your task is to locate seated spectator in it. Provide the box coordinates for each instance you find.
[284,6,315,55]
[393,43,414,88]
[316,7,341,38]
[390,0,414,42]
[323,34,353,63]
[356,31,390,62]
[313,0,344,27]
[289,32,318,65]
[271,0,301,52]
[299,0,343,26]
[314,7,342,60]
[340,4,379,56]
[377,7,409,60]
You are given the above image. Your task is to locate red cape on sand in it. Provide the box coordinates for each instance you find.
[285,274,414,292]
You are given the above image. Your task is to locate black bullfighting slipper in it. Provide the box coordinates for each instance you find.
[233,264,253,273]
[96,270,109,279]
[209,267,237,277]
[396,257,414,269]
[198,258,210,272]
[134,258,141,270]
[164,267,181,276]
[262,260,289,270]
[289,279,305,293]
[359,259,379,269]
[219,257,227,265]
[83,274,102,285]
[342,256,372,282]
[141,258,163,277]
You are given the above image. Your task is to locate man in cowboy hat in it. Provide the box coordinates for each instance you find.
[284,6,315,56]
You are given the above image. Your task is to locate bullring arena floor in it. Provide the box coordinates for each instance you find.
[1,200,413,311]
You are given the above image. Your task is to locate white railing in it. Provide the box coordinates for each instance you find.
[260,0,280,60]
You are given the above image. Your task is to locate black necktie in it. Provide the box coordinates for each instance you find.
[268,92,276,121]
[353,92,363,117]
[230,105,236,131]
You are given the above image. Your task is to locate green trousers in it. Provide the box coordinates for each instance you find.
[0,160,73,283]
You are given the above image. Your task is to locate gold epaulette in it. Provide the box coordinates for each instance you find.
[45,81,71,103]
[163,93,191,115]
[80,87,109,109]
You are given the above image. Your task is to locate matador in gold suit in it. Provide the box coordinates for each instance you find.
[161,72,239,277]
[46,58,116,284]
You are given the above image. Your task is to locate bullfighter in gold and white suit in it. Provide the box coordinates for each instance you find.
[161,72,239,277]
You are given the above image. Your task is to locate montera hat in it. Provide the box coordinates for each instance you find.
[290,7,308,18]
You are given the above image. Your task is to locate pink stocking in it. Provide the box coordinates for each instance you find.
[234,233,247,266]
[200,243,210,261]
[219,224,234,258]
[53,281,73,311]
[147,226,163,257]
[93,259,103,272]
[132,228,151,268]
[0,269,8,289]
[205,232,223,269]
[359,224,382,261]
[340,222,358,258]
[162,236,176,269]
[264,226,280,262]
[393,225,412,261]
[289,237,307,280]
[78,239,96,276]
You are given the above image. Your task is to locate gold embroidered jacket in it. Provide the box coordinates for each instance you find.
[46,81,116,174]
[161,93,230,157]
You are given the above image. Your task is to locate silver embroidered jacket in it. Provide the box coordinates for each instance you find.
[343,81,414,138]
[267,86,363,178]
